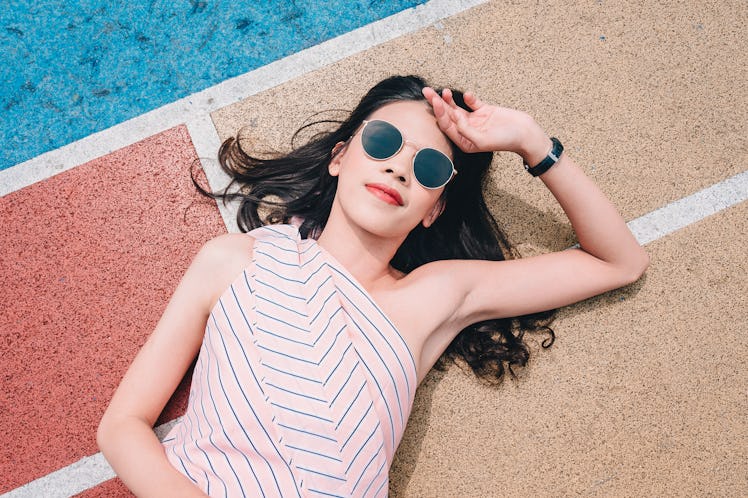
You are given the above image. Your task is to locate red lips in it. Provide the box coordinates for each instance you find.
[365,183,403,206]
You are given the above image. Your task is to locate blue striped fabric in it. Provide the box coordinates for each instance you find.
[163,224,417,497]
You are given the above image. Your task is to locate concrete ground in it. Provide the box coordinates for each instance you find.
[1,1,746,496]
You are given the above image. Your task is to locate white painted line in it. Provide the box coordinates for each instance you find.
[185,115,240,233]
[1,418,181,498]
[0,0,489,197]
[629,170,748,245]
[0,453,115,498]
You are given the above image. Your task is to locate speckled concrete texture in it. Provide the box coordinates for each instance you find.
[388,201,747,496]
[209,0,747,496]
[0,126,225,492]
[3,0,745,495]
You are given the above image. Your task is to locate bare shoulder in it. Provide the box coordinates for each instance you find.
[397,259,472,333]
[192,233,256,310]
[404,258,480,290]
[395,259,475,322]
[199,232,256,260]
[385,260,472,369]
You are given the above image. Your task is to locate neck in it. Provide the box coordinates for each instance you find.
[316,211,405,290]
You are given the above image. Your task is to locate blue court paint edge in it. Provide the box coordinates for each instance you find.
[0,0,489,198]
[1,0,428,171]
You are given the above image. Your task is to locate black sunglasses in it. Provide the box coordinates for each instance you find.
[355,119,457,189]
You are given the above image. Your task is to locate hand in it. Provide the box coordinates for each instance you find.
[422,87,550,163]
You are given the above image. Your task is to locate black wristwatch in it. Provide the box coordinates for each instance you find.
[524,137,563,177]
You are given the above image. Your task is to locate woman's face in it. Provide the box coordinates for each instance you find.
[328,100,453,239]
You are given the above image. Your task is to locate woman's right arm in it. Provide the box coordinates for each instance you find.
[97,234,254,497]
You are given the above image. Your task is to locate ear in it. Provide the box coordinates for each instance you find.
[422,198,445,228]
[328,141,347,177]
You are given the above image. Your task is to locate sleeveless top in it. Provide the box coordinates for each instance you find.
[162,224,418,497]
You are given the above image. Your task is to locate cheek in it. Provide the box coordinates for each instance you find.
[334,150,368,179]
[410,191,443,218]
[414,186,443,205]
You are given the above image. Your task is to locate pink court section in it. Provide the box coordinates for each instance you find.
[0,125,227,493]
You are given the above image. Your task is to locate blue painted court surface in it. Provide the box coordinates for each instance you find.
[0,0,427,171]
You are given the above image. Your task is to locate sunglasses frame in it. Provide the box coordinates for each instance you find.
[355,119,457,190]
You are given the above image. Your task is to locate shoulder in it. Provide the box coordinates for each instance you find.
[198,232,256,260]
[390,260,474,335]
[399,258,513,333]
[380,259,483,378]
[190,233,256,310]
[403,258,477,291]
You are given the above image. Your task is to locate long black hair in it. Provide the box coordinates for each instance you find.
[194,75,554,383]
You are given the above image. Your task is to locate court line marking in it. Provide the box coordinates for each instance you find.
[628,170,747,245]
[0,419,181,498]
[0,0,488,198]
[3,170,745,498]
[185,115,240,233]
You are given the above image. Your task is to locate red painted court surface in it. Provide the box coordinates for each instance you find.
[0,126,226,494]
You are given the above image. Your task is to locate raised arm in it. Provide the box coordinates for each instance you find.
[97,234,254,497]
[422,87,649,324]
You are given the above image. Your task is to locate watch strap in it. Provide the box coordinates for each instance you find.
[524,137,563,177]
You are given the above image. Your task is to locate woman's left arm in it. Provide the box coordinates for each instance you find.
[422,87,649,323]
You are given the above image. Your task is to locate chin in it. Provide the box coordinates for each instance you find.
[352,210,418,240]
[334,189,422,239]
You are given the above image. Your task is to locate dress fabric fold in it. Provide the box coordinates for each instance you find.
[162,224,418,497]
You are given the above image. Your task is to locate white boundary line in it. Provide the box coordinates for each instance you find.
[184,114,241,233]
[628,170,747,245]
[0,0,488,198]
[1,419,181,498]
[3,171,745,498]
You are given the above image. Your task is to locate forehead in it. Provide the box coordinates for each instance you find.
[367,100,452,153]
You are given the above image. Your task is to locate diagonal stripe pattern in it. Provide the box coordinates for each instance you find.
[162,224,417,497]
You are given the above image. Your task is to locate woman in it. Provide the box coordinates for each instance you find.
[98,75,648,497]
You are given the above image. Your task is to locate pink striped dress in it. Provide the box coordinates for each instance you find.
[162,224,418,497]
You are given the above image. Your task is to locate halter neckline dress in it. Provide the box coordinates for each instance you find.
[162,224,418,497]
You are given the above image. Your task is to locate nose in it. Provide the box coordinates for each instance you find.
[383,142,417,184]
[384,165,407,184]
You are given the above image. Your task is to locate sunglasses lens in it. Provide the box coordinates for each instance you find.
[361,120,402,159]
[413,148,454,188]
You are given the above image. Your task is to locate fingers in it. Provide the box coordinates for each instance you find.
[440,88,471,125]
[423,87,457,134]
[441,88,458,109]
[423,86,483,151]
[422,87,446,117]
[463,91,485,111]
[421,86,438,104]
[440,88,482,111]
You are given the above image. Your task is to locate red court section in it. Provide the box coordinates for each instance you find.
[0,125,227,493]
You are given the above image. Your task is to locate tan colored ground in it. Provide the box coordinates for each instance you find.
[211,1,747,495]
